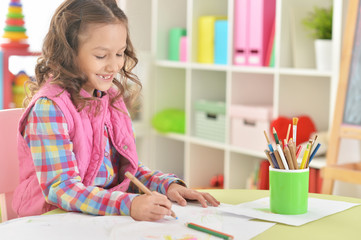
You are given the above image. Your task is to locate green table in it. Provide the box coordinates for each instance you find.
[201,189,361,239]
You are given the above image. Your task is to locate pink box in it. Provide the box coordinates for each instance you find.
[179,36,187,62]
[230,105,273,152]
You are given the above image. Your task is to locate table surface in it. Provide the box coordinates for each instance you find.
[201,189,361,239]
[47,189,361,239]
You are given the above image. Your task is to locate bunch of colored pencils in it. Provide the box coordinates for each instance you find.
[263,117,321,170]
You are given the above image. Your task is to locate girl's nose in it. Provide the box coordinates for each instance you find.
[105,58,121,72]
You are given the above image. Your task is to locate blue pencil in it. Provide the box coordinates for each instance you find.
[269,151,279,169]
[308,143,321,164]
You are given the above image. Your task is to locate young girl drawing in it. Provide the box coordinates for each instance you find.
[13,0,219,221]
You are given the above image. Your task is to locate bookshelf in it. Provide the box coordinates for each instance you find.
[124,0,344,189]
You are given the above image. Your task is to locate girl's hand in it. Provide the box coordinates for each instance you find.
[130,191,173,221]
[166,183,220,207]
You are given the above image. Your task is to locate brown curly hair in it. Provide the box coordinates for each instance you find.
[24,0,142,115]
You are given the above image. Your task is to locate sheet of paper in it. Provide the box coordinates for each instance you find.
[0,203,275,240]
[218,197,360,226]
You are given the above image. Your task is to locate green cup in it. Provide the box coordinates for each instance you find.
[269,167,309,215]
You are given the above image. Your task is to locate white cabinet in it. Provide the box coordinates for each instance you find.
[125,0,344,188]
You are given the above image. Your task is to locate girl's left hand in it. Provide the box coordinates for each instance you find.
[166,183,220,207]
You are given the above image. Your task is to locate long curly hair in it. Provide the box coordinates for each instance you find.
[24,0,142,115]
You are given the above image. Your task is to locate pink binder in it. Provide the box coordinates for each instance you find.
[233,0,248,66]
[248,0,276,66]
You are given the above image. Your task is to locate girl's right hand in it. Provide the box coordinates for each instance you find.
[130,191,173,221]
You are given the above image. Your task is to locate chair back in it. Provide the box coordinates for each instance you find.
[0,108,23,222]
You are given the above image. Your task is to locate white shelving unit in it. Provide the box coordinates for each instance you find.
[125,0,345,189]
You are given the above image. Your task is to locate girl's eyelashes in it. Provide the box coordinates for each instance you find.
[95,53,124,59]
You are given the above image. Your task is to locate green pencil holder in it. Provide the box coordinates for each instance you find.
[269,167,309,215]
[168,28,186,61]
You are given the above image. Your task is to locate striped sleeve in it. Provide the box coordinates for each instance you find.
[23,97,138,216]
[129,162,186,194]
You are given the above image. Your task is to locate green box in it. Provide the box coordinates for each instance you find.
[194,100,226,142]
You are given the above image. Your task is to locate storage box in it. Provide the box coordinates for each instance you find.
[195,100,226,142]
[230,105,273,152]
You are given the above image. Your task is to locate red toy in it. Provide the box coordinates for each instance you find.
[270,115,317,146]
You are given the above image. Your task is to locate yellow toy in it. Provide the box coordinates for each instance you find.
[1,0,29,49]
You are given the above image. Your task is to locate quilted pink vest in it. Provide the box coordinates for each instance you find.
[13,81,138,217]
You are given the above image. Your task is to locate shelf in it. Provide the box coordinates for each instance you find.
[142,0,343,188]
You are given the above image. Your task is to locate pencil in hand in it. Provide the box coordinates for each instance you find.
[124,171,178,219]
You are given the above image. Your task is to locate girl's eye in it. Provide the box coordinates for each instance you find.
[116,53,123,57]
[95,55,105,59]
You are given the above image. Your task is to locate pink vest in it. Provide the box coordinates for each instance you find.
[13,82,138,217]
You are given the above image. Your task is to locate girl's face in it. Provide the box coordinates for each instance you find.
[77,22,127,95]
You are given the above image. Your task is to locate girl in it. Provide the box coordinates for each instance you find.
[13,0,219,221]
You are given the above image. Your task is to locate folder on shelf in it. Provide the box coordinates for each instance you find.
[214,20,228,65]
[248,0,276,66]
[197,16,226,64]
[234,0,276,66]
[233,0,248,65]
[265,19,275,67]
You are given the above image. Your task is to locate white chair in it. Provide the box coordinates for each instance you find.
[0,108,23,222]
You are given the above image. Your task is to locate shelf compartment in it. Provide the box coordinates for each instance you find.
[278,75,330,131]
[231,72,274,106]
[152,135,185,180]
[191,0,229,63]
[155,0,187,61]
[190,69,226,139]
[187,143,224,188]
[227,152,264,189]
[153,67,186,113]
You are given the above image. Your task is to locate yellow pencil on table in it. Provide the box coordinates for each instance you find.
[124,171,178,219]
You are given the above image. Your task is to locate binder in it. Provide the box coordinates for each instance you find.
[265,19,275,67]
[248,0,276,66]
[198,16,226,63]
[233,0,248,65]
[214,20,228,65]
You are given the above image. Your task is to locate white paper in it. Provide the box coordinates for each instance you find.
[0,203,275,240]
[218,197,360,226]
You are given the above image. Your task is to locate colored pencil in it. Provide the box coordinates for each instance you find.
[272,127,280,145]
[265,150,275,168]
[263,130,274,152]
[125,171,177,219]
[274,149,285,169]
[300,144,310,169]
[269,151,279,169]
[293,117,299,145]
[284,145,295,169]
[285,123,291,143]
[276,144,289,170]
[308,143,321,165]
[186,222,234,240]
[288,139,298,169]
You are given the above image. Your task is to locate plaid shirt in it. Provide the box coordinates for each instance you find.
[23,97,183,216]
